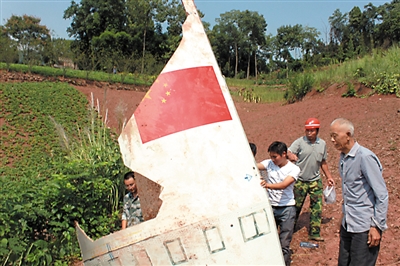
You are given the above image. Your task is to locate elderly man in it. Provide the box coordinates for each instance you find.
[330,118,388,266]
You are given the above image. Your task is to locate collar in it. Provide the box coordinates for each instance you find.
[303,136,320,144]
[128,192,139,200]
[343,142,360,158]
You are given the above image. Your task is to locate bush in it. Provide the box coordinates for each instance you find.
[370,72,400,97]
[0,82,128,264]
[342,82,357,97]
[284,74,314,103]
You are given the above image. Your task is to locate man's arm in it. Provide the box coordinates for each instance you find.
[261,176,296,190]
[361,154,388,232]
[257,162,266,170]
[287,139,299,162]
[121,196,128,229]
[287,150,298,162]
[321,160,334,186]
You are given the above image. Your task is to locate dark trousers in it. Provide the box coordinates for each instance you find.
[273,205,296,266]
[338,225,380,266]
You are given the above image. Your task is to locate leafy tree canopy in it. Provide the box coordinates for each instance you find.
[3,15,50,63]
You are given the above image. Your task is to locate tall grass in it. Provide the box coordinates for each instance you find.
[226,78,286,103]
[284,74,314,103]
[312,46,400,92]
[52,93,127,215]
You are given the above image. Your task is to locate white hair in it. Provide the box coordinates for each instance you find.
[331,118,354,137]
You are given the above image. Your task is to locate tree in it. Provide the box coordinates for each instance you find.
[212,10,243,78]
[212,10,267,78]
[155,0,187,36]
[363,3,378,50]
[258,34,276,73]
[348,6,364,53]
[275,24,303,58]
[274,24,303,75]
[42,38,74,68]
[3,15,50,64]
[155,0,205,63]
[375,0,400,47]
[329,9,348,45]
[0,29,18,70]
[126,0,158,74]
[237,10,267,79]
[64,0,127,57]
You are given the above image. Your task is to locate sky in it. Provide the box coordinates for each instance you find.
[0,0,389,41]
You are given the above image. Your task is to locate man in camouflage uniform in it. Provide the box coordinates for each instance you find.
[121,171,144,229]
[288,118,334,241]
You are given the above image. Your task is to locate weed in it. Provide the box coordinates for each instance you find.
[342,82,357,97]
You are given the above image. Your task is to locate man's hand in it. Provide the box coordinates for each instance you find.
[287,151,298,162]
[260,180,268,189]
[327,176,335,187]
[367,227,381,247]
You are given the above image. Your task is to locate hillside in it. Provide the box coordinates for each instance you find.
[1,70,399,265]
[75,81,400,266]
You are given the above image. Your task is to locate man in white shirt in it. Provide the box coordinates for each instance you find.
[257,141,300,266]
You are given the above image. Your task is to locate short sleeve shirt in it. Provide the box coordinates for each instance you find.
[122,192,144,227]
[260,159,300,207]
[289,136,327,182]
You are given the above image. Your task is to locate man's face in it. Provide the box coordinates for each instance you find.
[124,177,137,194]
[269,151,287,167]
[330,122,350,153]
[305,128,318,142]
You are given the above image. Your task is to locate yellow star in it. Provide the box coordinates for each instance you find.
[164,83,168,88]
[143,89,152,100]
[166,91,171,96]
[162,98,167,103]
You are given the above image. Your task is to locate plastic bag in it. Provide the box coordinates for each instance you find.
[323,186,336,204]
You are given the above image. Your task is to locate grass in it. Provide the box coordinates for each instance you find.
[312,46,400,93]
[2,46,399,104]
[0,63,154,86]
[226,77,286,103]
[226,46,400,103]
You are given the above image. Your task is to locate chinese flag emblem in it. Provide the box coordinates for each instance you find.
[134,66,232,143]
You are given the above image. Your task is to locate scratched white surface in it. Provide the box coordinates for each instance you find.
[76,0,284,265]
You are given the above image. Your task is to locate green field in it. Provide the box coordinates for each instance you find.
[0,82,127,265]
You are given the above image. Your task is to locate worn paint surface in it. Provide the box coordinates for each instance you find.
[76,0,284,265]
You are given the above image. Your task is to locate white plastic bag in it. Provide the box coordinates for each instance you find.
[323,186,336,204]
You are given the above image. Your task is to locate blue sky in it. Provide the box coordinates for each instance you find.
[1,0,388,41]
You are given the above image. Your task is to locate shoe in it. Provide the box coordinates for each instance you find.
[309,236,324,242]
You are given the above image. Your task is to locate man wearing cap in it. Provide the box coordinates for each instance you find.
[288,118,334,241]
